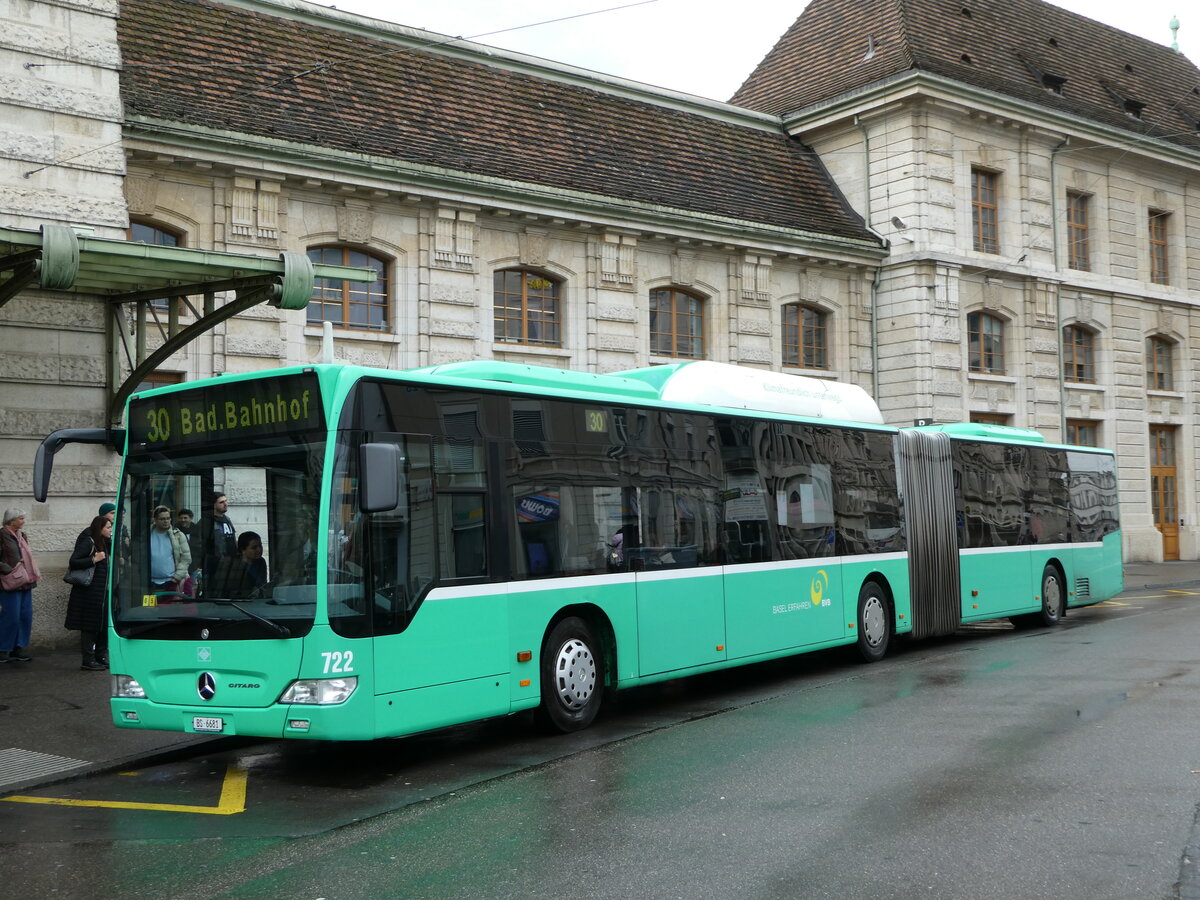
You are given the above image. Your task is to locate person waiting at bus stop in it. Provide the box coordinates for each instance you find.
[150,505,190,594]
[65,514,113,670]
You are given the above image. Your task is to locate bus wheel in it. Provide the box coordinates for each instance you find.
[539,617,603,733]
[1037,565,1064,626]
[856,580,890,663]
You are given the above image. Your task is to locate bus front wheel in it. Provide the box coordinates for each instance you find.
[856,580,890,663]
[539,616,603,733]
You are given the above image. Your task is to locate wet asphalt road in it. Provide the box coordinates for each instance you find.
[3,587,1200,899]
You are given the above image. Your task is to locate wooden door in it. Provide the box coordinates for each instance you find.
[1150,426,1179,561]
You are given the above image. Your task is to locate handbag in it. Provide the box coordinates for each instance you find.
[63,536,96,587]
[1,560,29,591]
[64,565,95,587]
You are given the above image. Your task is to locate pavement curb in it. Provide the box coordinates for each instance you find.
[0,736,254,798]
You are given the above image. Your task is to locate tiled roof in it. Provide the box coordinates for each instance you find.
[116,0,878,245]
[732,0,1200,152]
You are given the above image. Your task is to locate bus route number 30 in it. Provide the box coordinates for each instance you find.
[321,650,354,674]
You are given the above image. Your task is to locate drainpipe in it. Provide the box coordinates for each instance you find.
[1050,135,1070,438]
[855,114,883,402]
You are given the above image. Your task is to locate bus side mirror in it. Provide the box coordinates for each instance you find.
[359,443,400,513]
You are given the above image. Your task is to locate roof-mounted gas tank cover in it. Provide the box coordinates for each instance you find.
[619,361,884,425]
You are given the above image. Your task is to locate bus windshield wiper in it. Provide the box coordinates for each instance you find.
[210,599,292,638]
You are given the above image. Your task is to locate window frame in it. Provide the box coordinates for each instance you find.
[128,221,185,314]
[1066,192,1090,271]
[1062,324,1096,383]
[967,311,1006,375]
[307,245,391,333]
[1146,335,1175,391]
[1065,419,1100,447]
[492,268,563,347]
[649,287,705,359]
[781,302,829,369]
[971,168,1000,254]
[1149,210,1170,285]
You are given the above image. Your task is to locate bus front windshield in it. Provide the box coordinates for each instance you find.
[113,435,325,640]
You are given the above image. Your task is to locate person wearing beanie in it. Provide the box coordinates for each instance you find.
[0,508,40,663]
[99,502,116,522]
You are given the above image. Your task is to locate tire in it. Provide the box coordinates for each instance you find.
[539,616,603,733]
[856,580,890,663]
[1036,564,1064,626]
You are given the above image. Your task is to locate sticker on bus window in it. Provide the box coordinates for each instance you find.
[142,595,158,607]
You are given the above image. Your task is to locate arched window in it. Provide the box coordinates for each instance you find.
[967,311,1005,375]
[493,268,561,346]
[649,288,704,359]
[782,303,828,369]
[307,246,390,332]
[1063,325,1096,383]
[1146,336,1175,391]
[128,221,183,312]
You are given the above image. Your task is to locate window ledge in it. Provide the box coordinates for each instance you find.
[493,342,571,360]
[1147,389,1184,400]
[1064,381,1105,392]
[304,324,396,340]
[967,372,1016,384]
[782,365,838,380]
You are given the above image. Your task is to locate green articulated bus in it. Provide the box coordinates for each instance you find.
[35,360,1122,740]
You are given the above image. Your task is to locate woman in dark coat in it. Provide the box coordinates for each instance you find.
[65,515,113,671]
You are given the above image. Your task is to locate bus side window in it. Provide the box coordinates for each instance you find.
[438,492,487,579]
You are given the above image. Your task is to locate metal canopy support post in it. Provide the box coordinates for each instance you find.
[109,281,275,422]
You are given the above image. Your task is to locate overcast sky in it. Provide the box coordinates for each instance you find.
[323,0,1195,102]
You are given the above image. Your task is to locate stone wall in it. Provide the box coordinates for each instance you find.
[802,96,1200,561]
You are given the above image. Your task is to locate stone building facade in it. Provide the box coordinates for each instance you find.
[734,0,1200,562]
[1,0,128,591]
[2,0,1198,645]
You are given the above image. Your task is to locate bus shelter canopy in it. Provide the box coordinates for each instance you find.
[0,223,377,423]
[0,224,374,309]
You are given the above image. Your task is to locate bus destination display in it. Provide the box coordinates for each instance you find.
[129,373,324,449]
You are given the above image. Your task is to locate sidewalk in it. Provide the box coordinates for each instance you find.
[1122,559,1200,589]
[2,559,1198,797]
[0,646,236,796]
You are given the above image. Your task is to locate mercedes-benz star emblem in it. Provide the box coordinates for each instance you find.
[200,628,210,640]
[197,672,217,701]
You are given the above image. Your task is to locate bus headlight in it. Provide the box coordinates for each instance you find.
[279,676,357,705]
[112,675,146,699]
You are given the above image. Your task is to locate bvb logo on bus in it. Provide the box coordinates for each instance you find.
[810,569,830,607]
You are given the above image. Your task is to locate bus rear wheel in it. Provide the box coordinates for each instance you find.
[856,580,890,663]
[539,616,603,733]
[1011,564,1064,628]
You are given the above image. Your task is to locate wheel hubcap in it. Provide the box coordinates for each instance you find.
[862,595,887,648]
[1045,576,1062,618]
[553,637,596,710]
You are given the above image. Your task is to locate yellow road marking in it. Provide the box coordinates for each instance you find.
[1,765,247,815]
